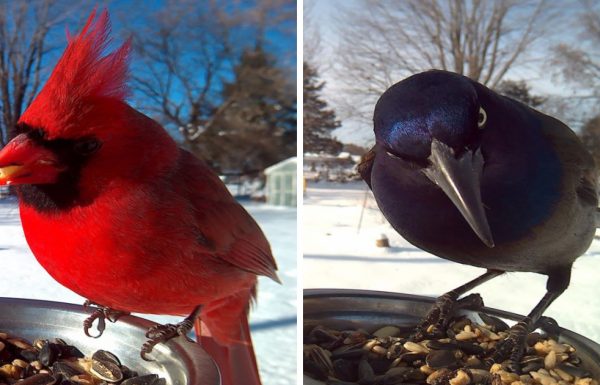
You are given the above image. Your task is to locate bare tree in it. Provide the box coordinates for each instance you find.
[126,0,295,156]
[127,0,234,134]
[332,0,559,123]
[0,0,84,145]
[553,0,600,98]
[303,1,321,64]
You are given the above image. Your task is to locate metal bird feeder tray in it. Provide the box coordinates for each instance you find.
[0,298,220,385]
[304,289,600,377]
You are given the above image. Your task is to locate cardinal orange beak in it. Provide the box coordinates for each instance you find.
[0,134,62,185]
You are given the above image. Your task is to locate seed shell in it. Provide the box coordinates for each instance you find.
[90,359,123,383]
[304,312,598,385]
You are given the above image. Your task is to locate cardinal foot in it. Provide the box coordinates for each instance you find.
[83,300,129,338]
[412,293,484,341]
[486,319,529,373]
[141,318,195,361]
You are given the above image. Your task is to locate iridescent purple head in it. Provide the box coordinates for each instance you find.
[374,70,486,161]
[373,70,494,248]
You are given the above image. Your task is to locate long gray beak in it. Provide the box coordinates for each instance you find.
[422,139,494,248]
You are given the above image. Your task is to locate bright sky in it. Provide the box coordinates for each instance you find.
[305,0,596,146]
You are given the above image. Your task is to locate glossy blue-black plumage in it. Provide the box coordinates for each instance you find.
[362,70,597,275]
[374,70,479,160]
[361,70,597,366]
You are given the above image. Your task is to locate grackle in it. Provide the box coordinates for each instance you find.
[359,70,598,371]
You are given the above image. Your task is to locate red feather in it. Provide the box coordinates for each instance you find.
[21,9,131,139]
[10,10,277,385]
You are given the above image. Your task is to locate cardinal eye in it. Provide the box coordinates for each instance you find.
[478,107,487,128]
[74,138,101,156]
[27,128,46,141]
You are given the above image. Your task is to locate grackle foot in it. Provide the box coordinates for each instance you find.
[485,273,569,374]
[412,292,458,340]
[83,300,129,338]
[536,316,561,341]
[412,292,484,341]
[411,270,502,341]
[486,319,529,373]
[141,305,202,361]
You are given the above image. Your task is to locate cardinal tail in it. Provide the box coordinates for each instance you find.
[194,315,261,385]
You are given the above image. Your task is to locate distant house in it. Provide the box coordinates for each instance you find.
[303,152,361,182]
[264,157,297,206]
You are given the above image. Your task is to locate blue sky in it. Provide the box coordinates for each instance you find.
[109,0,297,70]
[23,0,296,140]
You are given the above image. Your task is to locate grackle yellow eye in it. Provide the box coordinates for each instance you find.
[478,107,487,128]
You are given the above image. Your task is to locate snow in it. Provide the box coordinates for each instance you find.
[303,181,600,345]
[0,198,296,385]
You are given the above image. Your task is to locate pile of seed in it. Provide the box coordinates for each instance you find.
[0,331,165,385]
[304,313,599,385]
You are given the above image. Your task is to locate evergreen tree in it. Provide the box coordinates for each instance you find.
[496,80,546,108]
[579,115,600,170]
[303,61,342,154]
[189,46,296,173]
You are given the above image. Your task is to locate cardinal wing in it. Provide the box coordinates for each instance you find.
[177,150,279,282]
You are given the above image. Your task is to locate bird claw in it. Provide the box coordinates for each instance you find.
[455,293,485,310]
[536,316,561,340]
[83,313,106,338]
[82,301,128,338]
[141,319,195,361]
[486,320,529,373]
[412,292,485,341]
[145,323,178,339]
[412,292,459,341]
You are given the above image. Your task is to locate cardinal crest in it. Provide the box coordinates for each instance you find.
[20,9,130,138]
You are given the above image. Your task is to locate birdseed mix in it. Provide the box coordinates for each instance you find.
[304,313,599,385]
[0,331,165,385]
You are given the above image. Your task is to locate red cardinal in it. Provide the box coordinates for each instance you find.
[0,10,279,385]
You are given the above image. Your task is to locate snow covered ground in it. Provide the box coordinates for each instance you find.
[303,181,600,345]
[0,198,296,385]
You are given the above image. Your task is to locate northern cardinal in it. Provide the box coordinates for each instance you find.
[0,10,279,385]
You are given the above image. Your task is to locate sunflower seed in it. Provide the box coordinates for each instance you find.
[426,350,458,369]
[90,359,123,383]
[18,373,56,385]
[373,326,402,338]
[91,351,121,367]
[404,341,429,354]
